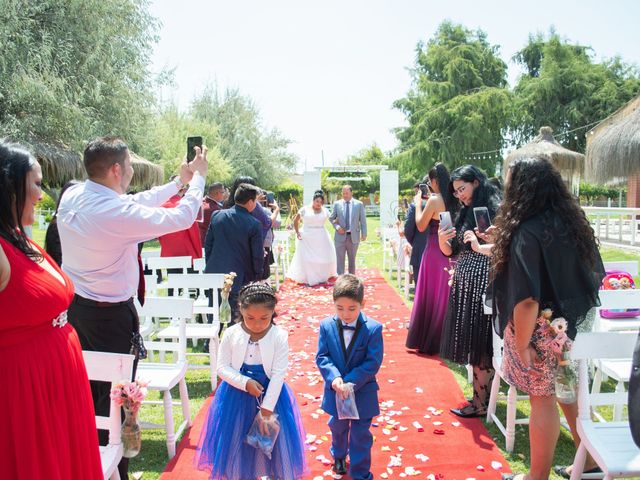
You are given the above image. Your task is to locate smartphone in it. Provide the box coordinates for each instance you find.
[403,198,409,209]
[418,183,430,198]
[266,192,275,204]
[439,211,453,231]
[186,136,203,163]
[473,207,492,233]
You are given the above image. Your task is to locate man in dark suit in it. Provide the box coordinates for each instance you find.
[403,182,429,279]
[199,182,225,246]
[204,183,264,324]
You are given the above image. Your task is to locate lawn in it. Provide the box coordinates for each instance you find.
[31,220,637,479]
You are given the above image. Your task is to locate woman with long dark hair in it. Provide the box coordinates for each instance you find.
[491,156,603,480]
[44,180,80,266]
[0,140,103,478]
[438,164,502,417]
[406,163,457,354]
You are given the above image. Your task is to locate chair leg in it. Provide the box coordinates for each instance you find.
[179,377,191,427]
[466,364,473,384]
[163,389,176,459]
[506,385,517,453]
[209,336,219,392]
[591,367,602,394]
[486,370,501,423]
[613,380,625,421]
[569,442,587,480]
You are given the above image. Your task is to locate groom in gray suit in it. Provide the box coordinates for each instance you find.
[329,185,367,274]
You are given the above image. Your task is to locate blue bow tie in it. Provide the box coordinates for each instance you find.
[341,324,356,331]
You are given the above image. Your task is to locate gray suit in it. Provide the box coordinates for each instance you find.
[329,199,367,274]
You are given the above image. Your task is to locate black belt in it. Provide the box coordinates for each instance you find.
[73,294,134,308]
[346,231,352,235]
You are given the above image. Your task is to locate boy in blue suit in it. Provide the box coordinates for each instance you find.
[316,274,384,480]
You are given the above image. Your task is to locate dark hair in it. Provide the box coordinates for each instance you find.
[83,136,129,179]
[208,182,224,193]
[313,190,325,202]
[491,155,598,275]
[0,140,42,260]
[428,162,457,214]
[225,176,257,208]
[449,164,502,232]
[238,282,278,313]
[234,183,260,205]
[333,274,365,303]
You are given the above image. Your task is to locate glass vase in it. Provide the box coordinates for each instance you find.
[220,292,232,325]
[121,405,142,458]
[555,351,577,404]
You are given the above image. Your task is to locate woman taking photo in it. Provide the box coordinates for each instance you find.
[491,156,603,480]
[438,164,501,418]
[406,163,457,354]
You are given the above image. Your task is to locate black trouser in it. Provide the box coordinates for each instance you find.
[68,295,139,480]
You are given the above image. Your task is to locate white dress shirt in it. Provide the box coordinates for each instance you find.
[342,321,357,348]
[217,323,289,412]
[58,174,205,302]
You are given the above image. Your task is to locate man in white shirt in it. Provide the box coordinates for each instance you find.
[57,136,208,479]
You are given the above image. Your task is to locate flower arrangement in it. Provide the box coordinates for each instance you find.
[539,309,576,403]
[110,378,148,457]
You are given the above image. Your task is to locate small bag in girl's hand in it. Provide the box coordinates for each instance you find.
[246,411,281,459]
[336,382,359,420]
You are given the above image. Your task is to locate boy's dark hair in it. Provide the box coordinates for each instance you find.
[84,136,129,179]
[332,274,364,303]
[234,183,260,205]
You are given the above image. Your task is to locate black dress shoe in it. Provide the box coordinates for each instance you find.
[554,465,603,479]
[333,458,347,475]
[450,404,486,418]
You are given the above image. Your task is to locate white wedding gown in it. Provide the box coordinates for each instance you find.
[287,206,337,286]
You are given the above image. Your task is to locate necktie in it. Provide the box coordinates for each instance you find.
[137,253,146,306]
[342,324,356,331]
[345,201,351,232]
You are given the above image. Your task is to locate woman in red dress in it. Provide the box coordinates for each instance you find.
[0,141,103,479]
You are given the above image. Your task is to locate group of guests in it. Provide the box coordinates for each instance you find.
[403,156,611,479]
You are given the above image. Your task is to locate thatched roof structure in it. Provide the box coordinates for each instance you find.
[27,138,85,188]
[504,126,584,192]
[585,95,640,184]
[130,152,164,189]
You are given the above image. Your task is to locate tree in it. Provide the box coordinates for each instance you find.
[393,21,512,177]
[190,86,297,189]
[511,31,640,152]
[0,0,159,151]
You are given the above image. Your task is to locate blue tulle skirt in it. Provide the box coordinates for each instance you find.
[195,363,308,479]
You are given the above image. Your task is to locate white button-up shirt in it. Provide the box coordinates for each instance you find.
[58,175,205,302]
[342,321,357,348]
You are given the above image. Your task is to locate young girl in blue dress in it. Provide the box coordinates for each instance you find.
[195,282,308,479]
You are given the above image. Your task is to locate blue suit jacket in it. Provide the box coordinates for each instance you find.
[204,205,264,291]
[316,313,383,419]
[403,202,428,274]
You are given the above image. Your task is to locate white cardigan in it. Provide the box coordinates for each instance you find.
[217,323,289,412]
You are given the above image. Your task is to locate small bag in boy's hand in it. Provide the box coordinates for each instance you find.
[246,411,281,459]
[336,382,359,420]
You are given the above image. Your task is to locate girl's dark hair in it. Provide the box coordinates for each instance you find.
[0,140,42,260]
[238,282,278,313]
[492,155,598,275]
[449,164,502,232]
[313,190,325,202]
[225,176,256,208]
[428,162,457,215]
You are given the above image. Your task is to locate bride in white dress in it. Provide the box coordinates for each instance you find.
[287,190,337,286]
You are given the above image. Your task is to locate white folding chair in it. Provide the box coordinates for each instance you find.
[156,273,225,391]
[273,230,292,282]
[146,256,193,288]
[136,297,193,459]
[570,331,640,480]
[192,257,206,274]
[83,351,135,480]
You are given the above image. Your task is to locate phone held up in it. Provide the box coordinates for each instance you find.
[418,183,430,198]
[439,211,453,246]
[473,207,491,234]
[186,136,203,163]
[266,192,275,204]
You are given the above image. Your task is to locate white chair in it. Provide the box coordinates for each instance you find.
[273,230,292,288]
[156,273,225,391]
[146,256,193,288]
[381,227,398,274]
[136,297,193,459]
[83,351,135,480]
[192,257,206,274]
[570,331,640,480]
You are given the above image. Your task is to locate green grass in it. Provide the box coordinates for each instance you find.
[30,223,638,479]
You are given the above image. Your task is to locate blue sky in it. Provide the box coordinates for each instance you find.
[149,0,640,172]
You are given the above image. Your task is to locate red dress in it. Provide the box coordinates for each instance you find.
[0,237,103,480]
[159,194,203,259]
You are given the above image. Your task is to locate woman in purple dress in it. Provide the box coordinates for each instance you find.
[406,163,457,354]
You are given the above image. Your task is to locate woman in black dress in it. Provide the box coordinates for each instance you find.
[491,156,603,480]
[438,165,502,417]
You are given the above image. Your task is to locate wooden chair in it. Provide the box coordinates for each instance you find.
[570,331,640,480]
[156,273,225,391]
[136,296,193,459]
[83,351,135,480]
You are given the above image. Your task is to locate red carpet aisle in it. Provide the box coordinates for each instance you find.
[161,269,509,479]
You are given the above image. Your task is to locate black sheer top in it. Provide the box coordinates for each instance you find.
[491,214,605,340]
